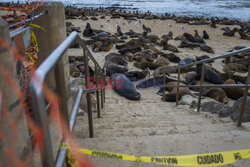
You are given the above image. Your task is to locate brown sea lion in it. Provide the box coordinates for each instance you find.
[224,63,248,72]
[223,28,238,37]
[223,79,244,100]
[161,81,195,102]
[195,81,229,104]
[124,69,148,80]
[104,61,128,76]
[154,65,177,75]
[155,56,170,66]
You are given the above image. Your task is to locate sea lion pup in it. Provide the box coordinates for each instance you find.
[124,69,148,81]
[196,64,224,84]
[111,73,141,100]
[133,60,161,70]
[143,24,151,33]
[223,63,248,73]
[202,30,209,39]
[223,28,238,37]
[161,81,195,102]
[194,81,229,104]
[83,22,94,37]
[223,79,245,100]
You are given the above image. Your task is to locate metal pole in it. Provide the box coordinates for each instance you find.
[197,63,205,112]
[84,50,93,137]
[95,66,101,118]
[237,65,250,127]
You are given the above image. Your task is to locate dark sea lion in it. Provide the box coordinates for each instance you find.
[184,71,197,85]
[160,81,195,102]
[238,29,250,40]
[223,28,238,37]
[143,24,151,33]
[210,17,217,28]
[162,53,180,63]
[223,79,244,100]
[203,30,209,39]
[106,56,128,67]
[196,55,214,63]
[134,61,162,70]
[194,30,205,44]
[104,61,128,76]
[83,22,94,37]
[91,32,110,39]
[124,69,148,81]
[196,64,224,84]
[116,25,123,36]
[111,73,140,100]
[199,44,214,54]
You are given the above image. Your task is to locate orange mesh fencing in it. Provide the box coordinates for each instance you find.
[0,2,92,167]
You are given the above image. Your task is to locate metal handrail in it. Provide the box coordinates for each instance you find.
[55,88,83,167]
[30,31,106,167]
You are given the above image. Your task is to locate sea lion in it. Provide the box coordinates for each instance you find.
[134,61,162,70]
[111,73,140,100]
[203,30,209,39]
[143,24,151,33]
[194,30,205,44]
[199,44,214,54]
[160,81,195,102]
[155,56,170,66]
[210,17,216,28]
[184,71,197,85]
[104,61,128,76]
[125,52,134,62]
[124,69,148,81]
[105,55,128,67]
[224,63,248,72]
[154,65,177,75]
[92,40,113,52]
[238,29,250,40]
[162,53,180,63]
[223,28,238,37]
[223,79,244,100]
[83,22,94,37]
[194,81,229,104]
[196,64,224,84]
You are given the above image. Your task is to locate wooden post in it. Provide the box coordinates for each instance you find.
[176,69,181,106]
[197,63,205,112]
[0,17,33,166]
[84,50,93,137]
[237,65,250,127]
[95,66,100,118]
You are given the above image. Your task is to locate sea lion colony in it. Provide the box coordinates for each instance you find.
[66,6,250,122]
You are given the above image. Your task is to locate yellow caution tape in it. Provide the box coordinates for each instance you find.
[30,32,38,52]
[29,23,47,32]
[61,143,250,166]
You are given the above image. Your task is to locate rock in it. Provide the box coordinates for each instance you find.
[178,95,198,106]
[190,101,228,114]
[218,96,250,122]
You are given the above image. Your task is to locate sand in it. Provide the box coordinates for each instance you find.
[68,16,250,167]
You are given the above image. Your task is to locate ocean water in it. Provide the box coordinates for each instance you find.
[1,0,250,21]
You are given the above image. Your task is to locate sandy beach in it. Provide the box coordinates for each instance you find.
[68,13,250,167]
